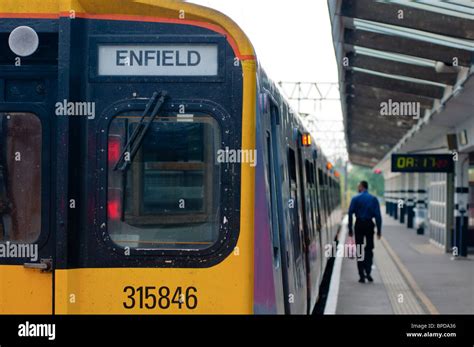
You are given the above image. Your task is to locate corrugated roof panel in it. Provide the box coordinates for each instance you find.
[353,46,437,67]
[353,18,474,51]
[384,0,474,19]
[352,67,448,87]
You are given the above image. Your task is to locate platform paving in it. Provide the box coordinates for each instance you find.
[333,214,474,315]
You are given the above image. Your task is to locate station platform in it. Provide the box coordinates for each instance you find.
[325,214,474,315]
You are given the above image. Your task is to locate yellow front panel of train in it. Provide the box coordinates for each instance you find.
[0,266,52,314]
[54,205,254,314]
[55,262,251,314]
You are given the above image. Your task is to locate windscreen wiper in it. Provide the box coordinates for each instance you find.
[113,91,168,172]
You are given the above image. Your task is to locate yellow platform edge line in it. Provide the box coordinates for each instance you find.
[381,237,440,315]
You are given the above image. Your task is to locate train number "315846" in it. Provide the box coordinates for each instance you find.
[123,286,198,310]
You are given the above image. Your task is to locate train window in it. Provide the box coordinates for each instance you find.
[319,168,329,221]
[107,114,221,250]
[266,131,281,267]
[287,148,301,258]
[313,164,322,229]
[288,149,297,183]
[305,160,314,185]
[318,168,324,186]
[305,160,317,237]
[330,178,334,209]
[0,113,42,243]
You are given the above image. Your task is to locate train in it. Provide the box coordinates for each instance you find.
[0,0,342,314]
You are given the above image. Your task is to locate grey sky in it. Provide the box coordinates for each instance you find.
[188,0,347,162]
[189,0,338,81]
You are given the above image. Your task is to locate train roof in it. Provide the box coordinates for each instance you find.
[0,0,256,62]
[256,64,334,170]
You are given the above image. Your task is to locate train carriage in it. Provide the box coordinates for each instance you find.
[0,0,341,315]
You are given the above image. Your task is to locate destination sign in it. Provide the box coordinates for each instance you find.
[98,44,219,76]
[391,154,454,173]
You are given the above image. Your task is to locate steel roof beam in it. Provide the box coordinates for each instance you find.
[348,103,418,121]
[349,145,387,158]
[349,153,381,167]
[347,92,433,113]
[347,105,417,127]
[346,70,445,99]
[344,29,472,67]
[347,85,435,109]
[349,123,407,142]
[348,53,459,86]
[341,0,474,41]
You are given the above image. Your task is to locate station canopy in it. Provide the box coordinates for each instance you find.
[329,0,474,167]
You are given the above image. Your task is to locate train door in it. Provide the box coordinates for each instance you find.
[296,148,317,313]
[0,105,53,314]
[303,160,322,311]
[288,145,307,314]
[296,145,309,312]
[328,178,335,240]
[296,148,311,240]
[322,172,333,243]
[309,162,324,286]
[316,165,329,270]
[312,162,324,278]
[266,100,288,314]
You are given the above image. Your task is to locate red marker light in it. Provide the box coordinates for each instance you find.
[374,169,382,174]
[108,199,121,220]
[108,188,123,221]
[108,136,121,165]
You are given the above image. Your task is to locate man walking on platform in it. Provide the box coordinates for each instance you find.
[348,181,382,283]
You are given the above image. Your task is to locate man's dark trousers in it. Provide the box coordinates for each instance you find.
[354,219,375,278]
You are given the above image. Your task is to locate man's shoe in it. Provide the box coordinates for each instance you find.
[366,275,373,282]
[358,277,365,283]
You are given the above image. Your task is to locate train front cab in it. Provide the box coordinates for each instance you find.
[0,1,257,314]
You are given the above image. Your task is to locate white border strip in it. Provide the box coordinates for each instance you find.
[324,215,348,314]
